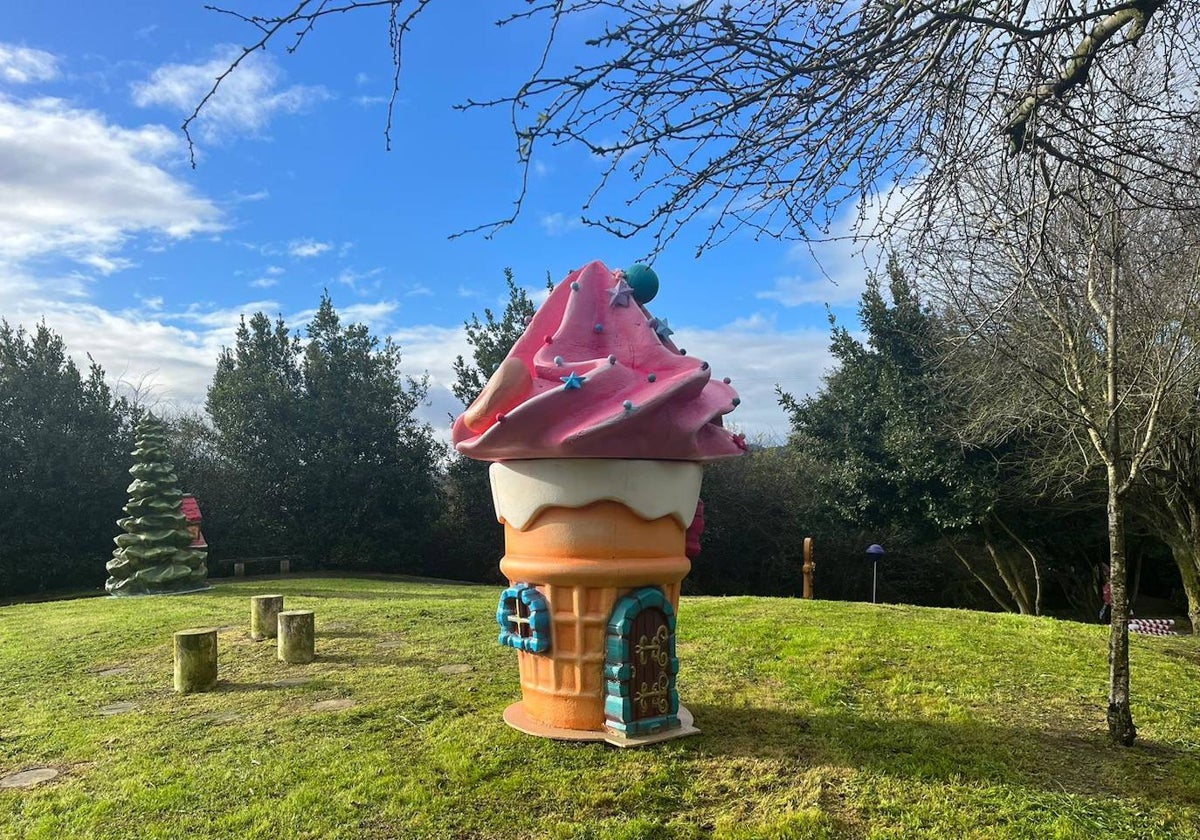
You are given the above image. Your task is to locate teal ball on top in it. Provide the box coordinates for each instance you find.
[624,263,659,304]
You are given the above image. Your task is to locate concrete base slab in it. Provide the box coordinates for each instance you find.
[503,702,699,748]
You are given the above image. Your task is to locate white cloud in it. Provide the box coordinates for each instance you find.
[406,284,433,297]
[539,212,582,236]
[288,238,331,258]
[669,318,833,443]
[0,94,222,270]
[757,183,914,307]
[131,47,328,144]
[249,277,278,288]
[354,95,389,107]
[758,238,876,307]
[0,44,59,84]
[266,265,285,275]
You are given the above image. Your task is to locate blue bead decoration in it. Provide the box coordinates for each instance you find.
[594,323,604,333]
[554,356,564,365]
[623,400,634,411]
[723,377,732,384]
[701,361,709,370]
[608,355,617,365]
[732,397,741,406]
[647,373,657,383]
[624,263,660,304]
[571,282,580,290]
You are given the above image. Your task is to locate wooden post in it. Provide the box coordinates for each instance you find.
[280,558,291,574]
[234,562,245,577]
[802,537,815,600]
[174,628,218,693]
[277,610,315,664]
[250,594,284,641]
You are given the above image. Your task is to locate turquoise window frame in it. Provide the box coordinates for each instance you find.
[496,583,552,654]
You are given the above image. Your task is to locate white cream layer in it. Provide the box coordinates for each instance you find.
[489,459,702,531]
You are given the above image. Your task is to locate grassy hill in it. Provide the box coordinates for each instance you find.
[0,577,1197,839]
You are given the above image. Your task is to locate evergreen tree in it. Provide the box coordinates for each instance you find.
[205,295,441,571]
[106,414,208,595]
[0,321,132,595]
[435,270,542,582]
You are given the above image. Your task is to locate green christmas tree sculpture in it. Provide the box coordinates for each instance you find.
[105,414,208,595]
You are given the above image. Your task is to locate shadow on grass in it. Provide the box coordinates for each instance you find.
[689,702,1200,806]
[318,630,372,639]
[214,681,291,693]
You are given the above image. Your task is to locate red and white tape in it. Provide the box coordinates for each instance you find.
[1128,618,1176,637]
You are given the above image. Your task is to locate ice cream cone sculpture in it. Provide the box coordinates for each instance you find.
[453,260,745,745]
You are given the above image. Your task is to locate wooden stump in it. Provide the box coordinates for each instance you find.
[250,594,284,641]
[234,562,246,577]
[277,610,315,664]
[280,558,291,574]
[174,628,218,693]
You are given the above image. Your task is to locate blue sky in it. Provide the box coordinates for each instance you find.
[1,2,879,443]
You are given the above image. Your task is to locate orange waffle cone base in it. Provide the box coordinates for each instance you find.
[499,500,690,732]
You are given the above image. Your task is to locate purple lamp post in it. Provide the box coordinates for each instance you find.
[866,544,885,603]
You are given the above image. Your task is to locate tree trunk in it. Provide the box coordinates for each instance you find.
[1105,473,1136,745]
[1169,541,1200,634]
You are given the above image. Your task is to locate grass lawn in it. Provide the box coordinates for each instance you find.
[1,576,1198,839]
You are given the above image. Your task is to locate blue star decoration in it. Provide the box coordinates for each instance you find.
[560,371,586,390]
[608,277,635,307]
[653,318,674,341]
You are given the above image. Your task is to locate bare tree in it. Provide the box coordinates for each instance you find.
[195,1,1199,253]
[921,132,1200,745]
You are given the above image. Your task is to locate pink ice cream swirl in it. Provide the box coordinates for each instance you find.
[452,260,746,462]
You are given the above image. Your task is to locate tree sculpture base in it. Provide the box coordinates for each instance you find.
[503,702,698,748]
[277,610,315,663]
[174,628,218,693]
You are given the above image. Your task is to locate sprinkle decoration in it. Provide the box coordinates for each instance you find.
[700,361,709,370]
[560,371,586,390]
[608,355,617,365]
[647,373,657,382]
[594,323,604,333]
[732,397,741,406]
[623,400,634,411]
[496,413,506,423]
[571,282,580,291]
[723,377,732,384]
[544,335,553,344]
[554,356,564,365]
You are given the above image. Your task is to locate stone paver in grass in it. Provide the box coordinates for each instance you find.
[95,666,131,677]
[311,698,355,712]
[0,768,59,789]
[202,711,239,725]
[98,701,136,716]
[437,664,474,675]
[271,677,311,688]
